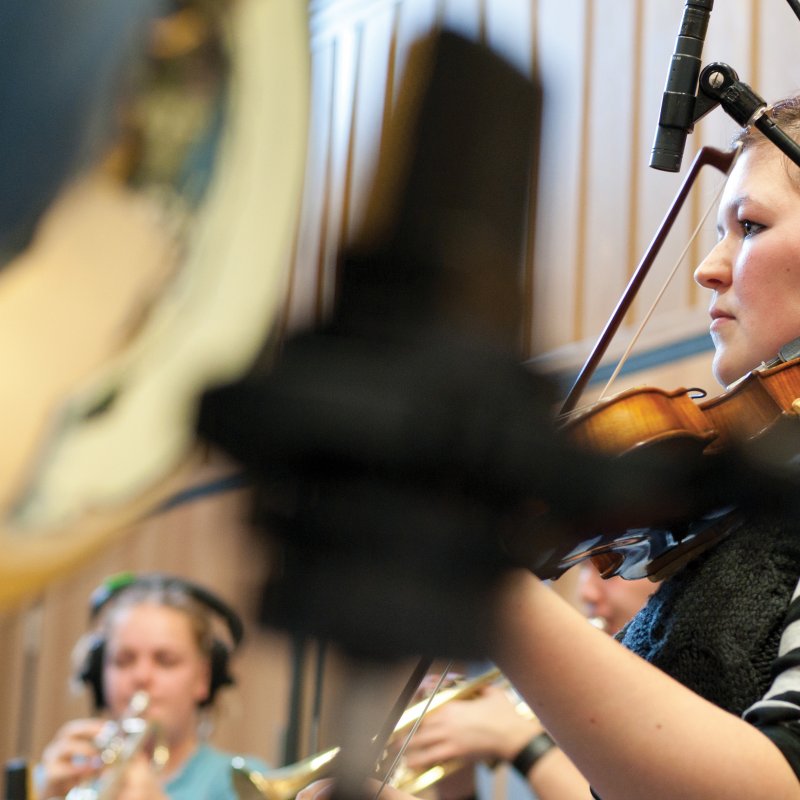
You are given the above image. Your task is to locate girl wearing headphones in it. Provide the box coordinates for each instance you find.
[36,574,268,800]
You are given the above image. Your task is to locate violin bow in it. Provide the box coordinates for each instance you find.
[559,144,739,417]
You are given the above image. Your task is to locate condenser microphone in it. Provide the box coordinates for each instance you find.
[650,0,714,172]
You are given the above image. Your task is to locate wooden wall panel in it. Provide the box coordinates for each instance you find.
[530,0,587,353]
[0,612,27,762]
[346,5,399,236]
[393,0,440,81]
[293,0,800,391]
[439,0,486,37]
[288,41,338,331]
[483,0,533,77]
[580,0,640,344]
[323,28,361,310]
[621,2,694,349]
[758,0,800,96]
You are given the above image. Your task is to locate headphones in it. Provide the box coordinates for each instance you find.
[77,572,244,710]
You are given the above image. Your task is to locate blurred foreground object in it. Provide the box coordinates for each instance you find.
[199,28,800,661]
[198,29,622,658]
[0,0,308,609]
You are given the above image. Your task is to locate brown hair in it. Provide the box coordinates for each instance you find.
[97,582,217,660]
[734,96,800,149]
[731,96,800,188]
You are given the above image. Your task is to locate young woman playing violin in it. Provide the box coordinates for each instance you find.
[295,96,800,800]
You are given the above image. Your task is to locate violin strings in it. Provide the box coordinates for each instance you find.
[596,169,732,402]
[373,660,455,800]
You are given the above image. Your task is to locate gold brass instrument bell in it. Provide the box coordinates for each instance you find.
[232,667,535,800]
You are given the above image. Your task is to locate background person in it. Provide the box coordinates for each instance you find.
[577,563,660,638]
[37,573,268,800]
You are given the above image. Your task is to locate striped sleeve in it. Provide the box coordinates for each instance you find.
[743,577,800,778]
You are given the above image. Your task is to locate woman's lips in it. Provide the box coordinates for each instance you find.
[709,308,734,331]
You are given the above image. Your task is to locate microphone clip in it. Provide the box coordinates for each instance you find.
[698,62,800,171]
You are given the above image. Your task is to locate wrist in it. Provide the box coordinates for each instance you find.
[509,732,556,777]
[497,719,541,762]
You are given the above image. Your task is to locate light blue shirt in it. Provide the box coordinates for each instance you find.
[166,743,269,800]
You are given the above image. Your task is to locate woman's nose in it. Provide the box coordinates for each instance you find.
[578,569,601,605]
[694,239,732,290]
[130,659,154,687]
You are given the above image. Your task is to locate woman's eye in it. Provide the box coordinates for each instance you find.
[741,219,764,237]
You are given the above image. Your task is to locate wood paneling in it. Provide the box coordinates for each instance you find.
[292,0,800,398]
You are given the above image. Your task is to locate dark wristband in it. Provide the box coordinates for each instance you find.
[510,732,556,776]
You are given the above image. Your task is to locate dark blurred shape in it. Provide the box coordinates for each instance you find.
[197,28,800,661]
[0,0,162,262]
[4,759,28,800]
[199,29,541,659]
[334,33,537,352]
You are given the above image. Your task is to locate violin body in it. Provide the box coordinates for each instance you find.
[564,385,716,457]
[700,356,800,452]
[553,354,800,581]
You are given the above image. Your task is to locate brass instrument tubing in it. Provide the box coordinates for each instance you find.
[373,660,454,800]
[65,691,166,800]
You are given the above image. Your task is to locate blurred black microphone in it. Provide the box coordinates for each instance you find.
[650,0,713,172]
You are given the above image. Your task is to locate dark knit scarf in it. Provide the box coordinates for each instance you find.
[618,514,800,716]
[589,516,800,799]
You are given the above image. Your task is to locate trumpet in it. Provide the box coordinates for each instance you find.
[232,667,533,800]
[65,691,168,800]
[389,671,535,796]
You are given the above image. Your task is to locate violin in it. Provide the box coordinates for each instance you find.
[519,141,769,583]
[565,338,800,458]
[548,338,800,582]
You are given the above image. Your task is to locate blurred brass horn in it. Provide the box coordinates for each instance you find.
[65,691,169,800]
[231,667,516,800]
[0,0,309,611]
